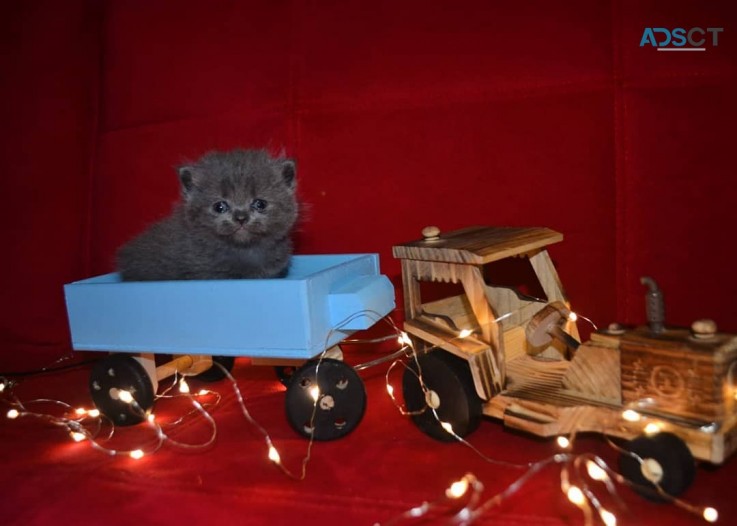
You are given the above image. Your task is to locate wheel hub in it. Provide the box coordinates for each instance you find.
[319,394,335,410]
[641,458,664,484]
[425,389,441,409]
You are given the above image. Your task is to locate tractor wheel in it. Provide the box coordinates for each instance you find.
[402,350,483,442]
[618,432,696,500]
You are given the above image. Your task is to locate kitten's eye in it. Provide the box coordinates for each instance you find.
[251,199,268,212]
[212,201,230,214]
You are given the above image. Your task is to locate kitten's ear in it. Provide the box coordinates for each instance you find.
[280,159,296,191]
[178,166,197,200]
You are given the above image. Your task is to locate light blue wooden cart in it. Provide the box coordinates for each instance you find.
[64,254,396,440]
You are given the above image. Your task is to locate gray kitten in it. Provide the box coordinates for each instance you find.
[117,149,298,281]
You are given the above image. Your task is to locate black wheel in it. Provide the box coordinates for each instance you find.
[402,351,483,442]
[89,354,155,426]
[275,365,298,386]
[285,358,366,441]
[193,356,236,382]
[619,432,696,500]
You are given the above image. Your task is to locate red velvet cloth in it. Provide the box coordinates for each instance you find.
[1,0,736,524]
[2,354,736,525]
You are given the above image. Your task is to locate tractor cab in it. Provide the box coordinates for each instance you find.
[393,225,580,402]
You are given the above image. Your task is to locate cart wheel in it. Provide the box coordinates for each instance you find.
[275,365,298,386]
[193,356,236,382]
[89,354,155,426]
[285,358,366,441]
[618,432,696,500]
[402,351,483,442]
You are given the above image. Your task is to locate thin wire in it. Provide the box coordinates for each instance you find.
[2,372,219,458]
[342,334,400,344]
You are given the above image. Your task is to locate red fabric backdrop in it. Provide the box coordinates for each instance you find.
[1,1,736,525]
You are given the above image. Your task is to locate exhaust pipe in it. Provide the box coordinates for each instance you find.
[641,276,665,334]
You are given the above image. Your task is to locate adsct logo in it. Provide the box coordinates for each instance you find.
[640,27,724,51]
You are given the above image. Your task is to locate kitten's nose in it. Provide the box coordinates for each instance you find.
[233,210,249,224]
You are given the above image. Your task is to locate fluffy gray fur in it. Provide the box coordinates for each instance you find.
[117,149,298,281]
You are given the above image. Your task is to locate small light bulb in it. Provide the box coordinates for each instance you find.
[600,508,617,526]
[556,436,571,449]
[118,390,134,404]
[446,479,469,499]
[568,311,578,323]
[309,386,320,401]
[198,389,208,396]
[386,384,395,396]
[440,421,454,434]
[7,409,19,419]
[268,446,281,464]
[87,409,100,418]
[129,449,144,460]
[622,409,641,422]
[567,486,586,506]
[0,382,5,393]
[74,407,87,416]
[70,431,86,442]
[458,329,473,338]
[703,507,718,523]
[179,379,190,394]
[409,505,425,518]
[644,422,661,435]
[700,423,718,434]
[147,413,156,423]
[399,332,413,347]
[586,460,609,482]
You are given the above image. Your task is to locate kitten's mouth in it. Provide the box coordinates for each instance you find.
[232,227,252,242]
[224,222,268,244]
[232,225,269,243]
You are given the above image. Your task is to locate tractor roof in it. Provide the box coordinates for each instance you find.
[392,226,563,265]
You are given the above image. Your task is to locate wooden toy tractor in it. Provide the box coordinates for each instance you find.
[394,226,737,497]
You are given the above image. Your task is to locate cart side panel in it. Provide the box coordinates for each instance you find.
[64,274,312,357]
[64,254,394,360]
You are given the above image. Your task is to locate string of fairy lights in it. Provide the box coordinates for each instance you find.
[2,371,221,459]
[0,306,723,525]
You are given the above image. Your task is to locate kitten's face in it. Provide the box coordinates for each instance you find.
[178,150,297,245]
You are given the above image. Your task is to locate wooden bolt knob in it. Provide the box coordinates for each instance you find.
[422,225,440,241]
[691,319,717,339]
